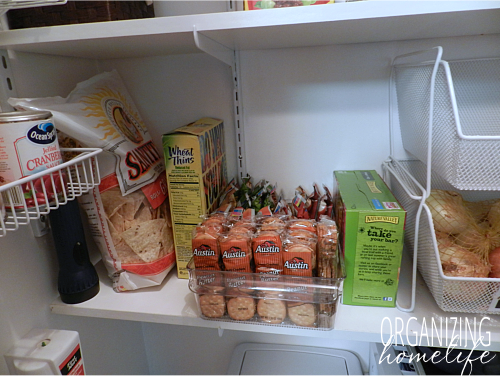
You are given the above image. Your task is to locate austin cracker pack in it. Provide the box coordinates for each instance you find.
[163,118,228,278]
[334,170,406,307]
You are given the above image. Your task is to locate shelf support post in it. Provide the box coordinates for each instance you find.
[193,27,247,182]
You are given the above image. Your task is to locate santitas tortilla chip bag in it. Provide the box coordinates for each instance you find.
[9,70,175,292]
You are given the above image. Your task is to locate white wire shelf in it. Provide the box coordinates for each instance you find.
[385,157,500,315]
[391,47,500,191]
[0,147,102,237]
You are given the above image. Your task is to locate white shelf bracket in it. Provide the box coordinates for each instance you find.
[193,26,233,67]
[193,26,247,182]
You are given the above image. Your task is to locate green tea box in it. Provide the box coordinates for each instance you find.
[334,170,406,307]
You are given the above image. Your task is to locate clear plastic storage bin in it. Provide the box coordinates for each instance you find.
[187,254,345,330]
[392,50,500,191]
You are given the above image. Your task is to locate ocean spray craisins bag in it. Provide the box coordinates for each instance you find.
[9,70,175,292]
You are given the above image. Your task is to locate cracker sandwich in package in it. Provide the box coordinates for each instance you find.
[9,70,175,292]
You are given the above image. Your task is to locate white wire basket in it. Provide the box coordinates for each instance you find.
[385,157,500,315]
[0,148,101,237]
[392,48,500,191]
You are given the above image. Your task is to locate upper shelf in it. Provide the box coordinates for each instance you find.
[0,1,500,60]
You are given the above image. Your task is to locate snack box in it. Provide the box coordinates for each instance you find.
[334,170,406,308]
[244,1,334,11]
[187,251,345,330]
[162,118,228,278]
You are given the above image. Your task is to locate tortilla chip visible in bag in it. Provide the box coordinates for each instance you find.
[114,241,144,264]
[121,219,164,262]
[109,212,126,234]
[101,190,133,217]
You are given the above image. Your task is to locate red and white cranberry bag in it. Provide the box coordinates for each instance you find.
[0,110,63,208]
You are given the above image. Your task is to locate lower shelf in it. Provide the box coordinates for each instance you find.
[50,254,500,350]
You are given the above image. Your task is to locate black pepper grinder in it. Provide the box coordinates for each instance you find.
[49,199,99,304]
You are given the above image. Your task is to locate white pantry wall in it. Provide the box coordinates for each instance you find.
[239,33,500,198]
[98,52,237,171]
[0,227,59,375]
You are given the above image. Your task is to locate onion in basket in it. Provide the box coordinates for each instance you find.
[454,222,500,263]
[439,241,490,304]
[426,189,472,235]
[489,247,500,279]
[438,242,490,278]
[464,199,495,223]
[487,199,500,228]
[435,230,454,247]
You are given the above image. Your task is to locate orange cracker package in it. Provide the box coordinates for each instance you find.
[191,226,224,291]
[254,221,285,289]
[226,217,256,235]
[219,233,253,273]
[192,227,222,271]
[252,230,283,270]
[219,232,253,292]
[287,218,317,233]
[317,218,338,279]
[258,216,287,232]
[196,213,226,236]
[219,232,253,291]
[10,70,176,292]
[282,236,316,277]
